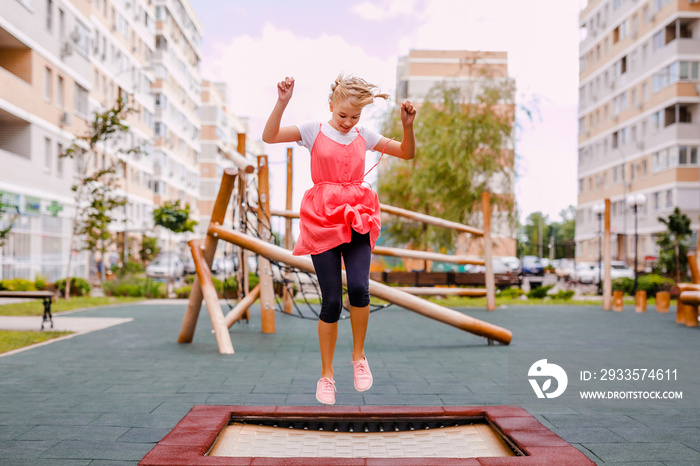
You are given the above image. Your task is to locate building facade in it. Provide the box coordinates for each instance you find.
[0,0,210,281]
[394,49,517,257]
[577,0,700,268]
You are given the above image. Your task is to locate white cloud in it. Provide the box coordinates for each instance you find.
[352,0,420,22]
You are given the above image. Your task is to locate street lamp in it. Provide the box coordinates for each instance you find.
[626,193,647,293]
[592,202,605,295]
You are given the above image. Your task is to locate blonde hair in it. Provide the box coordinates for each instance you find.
[329,74,389,108]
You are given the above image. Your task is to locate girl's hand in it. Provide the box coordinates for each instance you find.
[401,101,416,126]
[278,77,295,103]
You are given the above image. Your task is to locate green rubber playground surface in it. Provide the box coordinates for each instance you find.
[1,300,699,464]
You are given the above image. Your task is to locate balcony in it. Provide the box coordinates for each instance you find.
[0,26,32,84]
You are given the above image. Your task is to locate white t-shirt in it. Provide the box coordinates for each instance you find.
[295,121,383,152]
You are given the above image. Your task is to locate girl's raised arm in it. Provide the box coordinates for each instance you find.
[263,77,302,144]
[375,101,416,160]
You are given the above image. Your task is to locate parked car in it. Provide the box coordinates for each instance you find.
[146,253,185,280]
[554,259,575,281]
[471,257,513,274]
[521,256,545,276]
[610,261,635,280]
[573,262,599,284]
[500,256,522,274]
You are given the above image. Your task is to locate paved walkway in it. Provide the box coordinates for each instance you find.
[1,300,699,465]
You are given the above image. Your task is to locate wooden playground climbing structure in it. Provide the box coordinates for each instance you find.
[179,151,513,354]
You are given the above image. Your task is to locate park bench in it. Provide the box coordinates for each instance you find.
[0,291,56,329]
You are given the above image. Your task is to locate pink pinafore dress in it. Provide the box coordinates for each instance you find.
[292,125,383,256]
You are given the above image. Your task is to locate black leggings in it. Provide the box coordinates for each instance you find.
[311,230,371,323]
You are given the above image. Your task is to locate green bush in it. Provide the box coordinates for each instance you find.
[174,285,192,299]
[34,276,48,291]
[118,261,145,278]
[612,277,635,296]
[0,278,37,291]
[636,274,674,296]
[54,278,91,296]
[553,290,575,300]
[102,277,164,298]
[527,284,554,299]
[498,287,525,299]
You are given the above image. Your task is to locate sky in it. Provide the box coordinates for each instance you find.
[189,0,582,225]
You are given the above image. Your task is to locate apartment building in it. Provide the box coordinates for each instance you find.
[394,49,517,257]
[151,0,201,233]
[198,80,260,238]
[0,0,206,281]
[577,0,700,267]
[90,0,157,262]
[0,0,96,281]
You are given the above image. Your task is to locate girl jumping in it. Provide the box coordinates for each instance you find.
[262,74,416,405]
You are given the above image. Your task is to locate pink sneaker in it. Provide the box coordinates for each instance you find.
[316,377,336,405]
[352,358,373,392]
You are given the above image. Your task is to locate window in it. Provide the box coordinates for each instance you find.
[57,143,63,177]
[44,137,51,172]
[46,0,53,31]
[678,146,698,165]
[58,8,64,37]
[653,31,664,51]
[665,190,672,208]
[44,67,52,101]
[57,76,63,108]
[652,111,662,130]
[74,84,88,116]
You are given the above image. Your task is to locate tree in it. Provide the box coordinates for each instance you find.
[140,235,160,264]
[378,75,519,252]
[656,207,692,282]
[76,180,125,283]
[517,207,576,259]
[152,200,197,295]
[59,95,141,298]
[0,200,17,249]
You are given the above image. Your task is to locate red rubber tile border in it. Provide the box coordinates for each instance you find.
[138,406,595,466]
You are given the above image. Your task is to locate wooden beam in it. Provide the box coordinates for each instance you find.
[372,246,485,265]
[257,155,275,334]
[482,192,495,311]
[394,287,487,296]
[381,204,484,236]
[223,284,261,328]
[207,224,513,345]
[188,239,234,354]
[283,147,294,314]
[179,168,237,344]
[271,205,484,236]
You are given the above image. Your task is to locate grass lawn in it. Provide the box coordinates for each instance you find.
[0,296,145,317]
[0,330,73,354]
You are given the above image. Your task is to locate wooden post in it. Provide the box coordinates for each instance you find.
[179,168,237,344]
[481,192,495,311]
[188,239,234,354]
[224,284,261,328]
[655,291,670,313]
[635,290,647,313]
[613,290,624,311]
[603,199,612,311]
[282,147,294,314]
[208,223,513,345]
[688,253,699,284]
[237,172,250,320]
[680,291,700,327]
[257,155,276,334]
